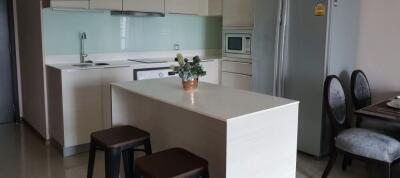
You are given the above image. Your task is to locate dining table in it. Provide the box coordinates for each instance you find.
[354,99,400,123]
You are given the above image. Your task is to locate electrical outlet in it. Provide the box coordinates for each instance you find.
[174,43,180,51]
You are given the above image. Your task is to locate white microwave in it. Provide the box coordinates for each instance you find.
[223,29,252,59]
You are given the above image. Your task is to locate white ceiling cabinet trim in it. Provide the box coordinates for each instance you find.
[89,0,123,10]
[124,0,165,13]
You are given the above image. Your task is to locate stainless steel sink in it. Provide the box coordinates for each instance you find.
[94,63,109,66]
[72,63,110,67]
[72,63,94,67]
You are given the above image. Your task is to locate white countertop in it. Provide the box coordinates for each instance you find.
[112,78,298,121]
[46,56,220,71]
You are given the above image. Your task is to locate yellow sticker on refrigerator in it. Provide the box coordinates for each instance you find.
[314,3,326,16]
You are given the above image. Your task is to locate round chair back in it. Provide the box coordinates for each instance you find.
[351,70,372,110]
[324,75,350,138]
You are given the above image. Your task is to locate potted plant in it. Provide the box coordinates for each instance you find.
[172,53,206,91]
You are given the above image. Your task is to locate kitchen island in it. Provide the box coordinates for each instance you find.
[111,78,299,178]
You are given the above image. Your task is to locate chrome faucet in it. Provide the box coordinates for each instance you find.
[80,32,88,63]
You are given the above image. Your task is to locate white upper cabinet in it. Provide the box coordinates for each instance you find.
[197,0,209,16]
[124,0,165,13]
[166,0,220,16]
[48,0,219,16]
[50,0,90,9]
[166,0,199,15]
[89,0,123,10]
[208,0,222,16]
[223,0,254,27]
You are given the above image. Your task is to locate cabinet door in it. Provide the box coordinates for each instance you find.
[124,0,165,13]
[166,0,199,15]
[62,69,103,147]
[222,60,252,75]
[200,59,220,84]
[223,0,254,27]
[90,0,122,10]
[50,0,89,9]
[198,0,209,16]
[221,71,252,90]
[208,0,222,16]
[102,67,133,129]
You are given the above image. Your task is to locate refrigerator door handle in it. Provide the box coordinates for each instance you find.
[333,0,338,7]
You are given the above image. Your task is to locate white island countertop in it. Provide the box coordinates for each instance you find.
[111,78,300,178]
[112,77,298,122]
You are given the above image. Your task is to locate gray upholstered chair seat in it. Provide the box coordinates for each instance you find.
[335,128,400,163]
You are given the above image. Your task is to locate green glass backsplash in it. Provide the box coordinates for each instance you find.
[42,9,222,55]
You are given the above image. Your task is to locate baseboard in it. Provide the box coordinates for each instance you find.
[21,119,49,144]
[51,139,90,157]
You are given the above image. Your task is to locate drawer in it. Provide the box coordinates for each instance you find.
[221,72,252,90]
[222,61,252,75]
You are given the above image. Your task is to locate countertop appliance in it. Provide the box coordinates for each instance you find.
[223,29,252,59]
[252,0,360,157]
[134,67,176,80]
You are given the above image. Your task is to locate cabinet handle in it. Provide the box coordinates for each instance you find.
[333,0,338,7]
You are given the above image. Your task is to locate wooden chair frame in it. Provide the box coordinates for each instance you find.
[322,75,400,178]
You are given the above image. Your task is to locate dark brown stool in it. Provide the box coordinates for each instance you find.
[134,148,209,178]
[87,126,152,178]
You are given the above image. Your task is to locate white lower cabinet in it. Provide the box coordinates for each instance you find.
[47,60,220,156]
[200,59,220,84]
[221,60,252,90]
[222,60,252,75]
[47,66,133,156]
[221,72,252,90]
[47,67,104,157]
[61,69,103,148]
[101,67,133,129]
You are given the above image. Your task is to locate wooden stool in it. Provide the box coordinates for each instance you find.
[87,126,152,178]
[134,148,209,178]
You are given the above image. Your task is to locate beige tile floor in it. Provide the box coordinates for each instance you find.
[0,123,398,178]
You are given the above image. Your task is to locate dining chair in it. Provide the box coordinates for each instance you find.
[351,70,400,136]
[322,75,400,178]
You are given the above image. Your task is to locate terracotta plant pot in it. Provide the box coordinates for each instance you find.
[182,79,198,91]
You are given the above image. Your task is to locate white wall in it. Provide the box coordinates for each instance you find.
[16,0,48,139]
[357,0,400,102]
